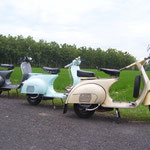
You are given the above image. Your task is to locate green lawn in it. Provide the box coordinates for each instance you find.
[4,67,150,121]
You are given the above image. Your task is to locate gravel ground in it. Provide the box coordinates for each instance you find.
[0,95,150,150]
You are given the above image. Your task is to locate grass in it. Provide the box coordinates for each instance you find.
[2,67,150,121]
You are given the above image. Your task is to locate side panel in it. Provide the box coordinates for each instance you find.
[66,83,106,104]
[20,74,57,95]
[20,78,47,94]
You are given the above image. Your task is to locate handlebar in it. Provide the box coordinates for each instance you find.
[18,56,32,65]
[120,62,136,71]
[64,56,81,68]
[23,57,32,62]
[120,56,150,71]
[64,64,69,68]
[144,56,150,60]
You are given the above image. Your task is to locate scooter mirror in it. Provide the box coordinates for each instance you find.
[76,56,81,60]
[28,57,32,61]
[24,56,32,62]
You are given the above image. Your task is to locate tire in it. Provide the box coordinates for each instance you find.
[26,94,42,105]
[0,91,2,95]
[133,75,141,98]
[74,104,95,118]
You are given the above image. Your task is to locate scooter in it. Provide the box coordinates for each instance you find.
[20,56,81,106]
[0,57,34,95]
[0,63,20,95]
[63,56,150,119]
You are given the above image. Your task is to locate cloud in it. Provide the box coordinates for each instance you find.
[0,0,150,59]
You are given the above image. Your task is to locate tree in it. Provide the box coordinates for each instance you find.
[0,34,136,69]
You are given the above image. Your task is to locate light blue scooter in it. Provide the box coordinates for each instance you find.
[20,56,81,106]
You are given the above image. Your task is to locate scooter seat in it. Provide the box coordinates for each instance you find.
[100,68,120,76]
[77,70,95,77]
[43,67,60,74]
[0,70,13,78]
[0,64,14,70]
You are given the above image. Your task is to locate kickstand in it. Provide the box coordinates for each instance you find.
[115,108,121,123]
[7,91,10,97]
[16,89,19,97]
[52,99,56,109]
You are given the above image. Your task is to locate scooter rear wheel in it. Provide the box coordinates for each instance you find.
[27,94,42,105]
[74,104,95,118]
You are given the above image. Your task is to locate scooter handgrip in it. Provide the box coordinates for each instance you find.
[64,65,68,68]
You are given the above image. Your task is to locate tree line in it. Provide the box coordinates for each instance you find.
[0,34,135,69]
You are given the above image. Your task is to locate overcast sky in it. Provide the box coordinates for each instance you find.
[1,0,150,59]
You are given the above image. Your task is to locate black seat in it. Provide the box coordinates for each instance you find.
[43,67,60,74]
[77,70,95,77]
[0,70,13,79]
[100,68,120,76]
[0,64,14,70]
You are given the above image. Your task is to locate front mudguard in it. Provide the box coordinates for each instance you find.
[20,78,47,95]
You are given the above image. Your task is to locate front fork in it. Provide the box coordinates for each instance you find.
[63,104,68,113]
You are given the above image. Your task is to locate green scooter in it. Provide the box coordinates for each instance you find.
[20,57,81,106]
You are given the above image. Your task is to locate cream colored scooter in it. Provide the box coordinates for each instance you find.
[63,56,150,119]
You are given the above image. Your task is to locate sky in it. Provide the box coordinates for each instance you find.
[0,0,150,59]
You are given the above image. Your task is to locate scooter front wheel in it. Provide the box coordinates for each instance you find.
[26,94,42,105]
[74,104,95,118]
